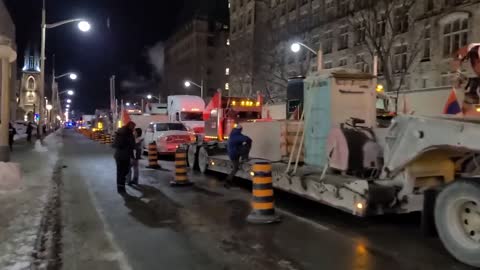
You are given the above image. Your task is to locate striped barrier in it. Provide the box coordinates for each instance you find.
[170,148,192,186]
[247,161,281,224]
[146,142,161,169]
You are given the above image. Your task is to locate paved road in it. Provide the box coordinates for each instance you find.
[60,130,475,270]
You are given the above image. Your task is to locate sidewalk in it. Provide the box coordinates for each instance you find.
[0,132,62,270]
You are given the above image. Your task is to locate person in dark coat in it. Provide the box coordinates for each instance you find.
[26,122,33,143]
[112,121,136,194]
[128,128,143,185]
[8,123,16,152]
[225,125,252,188]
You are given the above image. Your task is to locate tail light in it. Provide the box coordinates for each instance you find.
[193,127,204,134]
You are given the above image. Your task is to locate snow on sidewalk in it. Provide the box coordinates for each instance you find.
[0,132,61,270]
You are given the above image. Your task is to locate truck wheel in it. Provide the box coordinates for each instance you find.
[435,180,480,267]
[188,144,199,170]
[198,146,209,174]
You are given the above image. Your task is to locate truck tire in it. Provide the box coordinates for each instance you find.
[188,144,199,170]
[435,180,480,267]
[198,146,209,174]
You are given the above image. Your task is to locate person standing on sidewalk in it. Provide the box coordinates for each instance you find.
[8,123,16,152]
[112,121,136,194]
[128,127,143,186]
[26,122,33,143]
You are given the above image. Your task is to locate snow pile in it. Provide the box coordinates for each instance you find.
[33,140,48,153]
[0,162,22,193]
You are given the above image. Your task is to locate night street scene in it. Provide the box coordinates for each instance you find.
[2,0,480,269]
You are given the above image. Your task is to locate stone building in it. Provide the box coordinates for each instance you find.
[18,46,41,122]
[229,0,480,115]
[0,0,17,121]
[164,16,229,98]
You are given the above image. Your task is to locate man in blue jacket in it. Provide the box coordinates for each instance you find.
[226,125,252,188]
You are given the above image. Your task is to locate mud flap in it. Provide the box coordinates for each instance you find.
[421,189,438,237]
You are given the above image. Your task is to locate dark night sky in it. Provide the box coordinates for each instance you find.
[4,0,228,114]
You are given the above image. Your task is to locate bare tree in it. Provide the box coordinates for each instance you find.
[347,0,424,112]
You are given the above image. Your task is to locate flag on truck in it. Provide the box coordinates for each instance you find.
[443,88,462,115]
[120,109,132,126]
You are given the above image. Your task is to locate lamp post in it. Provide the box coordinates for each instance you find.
[184,80,204,98]
[46,104,53,124]
[146,94,161,101]
[40,0,90,137]
[290,41,323,72]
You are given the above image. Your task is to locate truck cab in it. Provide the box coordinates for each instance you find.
[167,95,205,134]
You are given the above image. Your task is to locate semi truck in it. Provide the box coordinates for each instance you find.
[167,95,205,134]
[187,69,480,267]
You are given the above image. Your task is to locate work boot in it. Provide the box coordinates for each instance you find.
[117,186,127,194]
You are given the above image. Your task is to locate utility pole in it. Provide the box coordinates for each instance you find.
[39,0,46,138]
[110,75,116,132]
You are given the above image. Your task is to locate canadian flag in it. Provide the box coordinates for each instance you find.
[121,110,132,126]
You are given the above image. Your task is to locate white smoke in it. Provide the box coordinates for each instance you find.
[148,42,165,78]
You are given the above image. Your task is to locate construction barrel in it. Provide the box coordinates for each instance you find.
[146,142,161,169]
[247,161,281,224]
[171,147,192,186]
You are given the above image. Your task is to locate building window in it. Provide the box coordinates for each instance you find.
[355,21,366,45]
[338,26,349,50]
[425,0,434,11]
[239,14,244,31]
[324,62,333,69]
[394,44,408,73]
[445,0,466,6]
[441,73,452,86]
[248,10,253,25]
[240,0,244,7]
[423,24,431,60]
[226,68,230,75]
[339,58,347,67]
[443,18,469,56]
[325,0,334,8]
[26,76,36,91]
[232,20,236,33]
[354,55,369,73]
[338,0,349,16]
[225,83,230,90]
[394,8,409,34]
[324,31,333,54]
[207,36,215,46]
[289,0,296,11]
[376,14,386,37]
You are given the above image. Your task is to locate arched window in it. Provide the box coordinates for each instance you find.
[26,76,36,91]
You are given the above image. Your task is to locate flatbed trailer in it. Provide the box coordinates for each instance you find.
[188,66,480,267]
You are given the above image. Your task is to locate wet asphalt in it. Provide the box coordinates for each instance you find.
[60,130,475,270]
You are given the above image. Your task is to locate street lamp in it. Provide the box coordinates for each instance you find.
[125,102,131,106]
[66,104,70,108]
[40,0,91,137]
[290,42,318,55]
[67,90,74,96]
[146,94,161,101]
[78,21,91,32]
[46,104,53,123]
[69,73,78,80]
[66,99,72,104]
[183,80,204,98]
